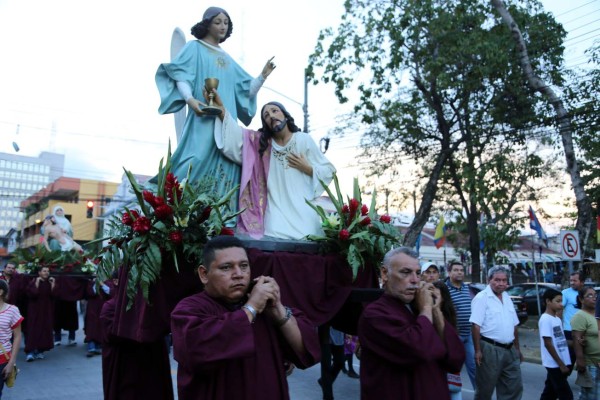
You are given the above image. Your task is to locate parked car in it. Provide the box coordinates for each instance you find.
[467,282,528,325]
[506,283,562,316]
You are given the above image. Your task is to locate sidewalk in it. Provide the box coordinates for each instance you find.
[518,315,542,364]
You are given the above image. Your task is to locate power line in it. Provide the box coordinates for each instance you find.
[555,0,598,18]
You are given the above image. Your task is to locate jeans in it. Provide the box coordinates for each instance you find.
[578,364,600,400]
[461,334,476,390]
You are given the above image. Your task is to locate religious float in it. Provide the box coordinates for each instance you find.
[85,146,401,399]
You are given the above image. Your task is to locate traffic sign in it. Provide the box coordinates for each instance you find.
[560,230,581,261]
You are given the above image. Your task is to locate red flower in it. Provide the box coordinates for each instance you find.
[380,214,391,224]
[349,199,359,214]
[360,216,371,226]
[341,205,350,214]
[220,227,235,236]
[168,231,183,244]
[132,216,151,234]
[339,229,350,241]
[361,204,369,216]
[154,204,174,221]
[165,173,183,205]
[154,196,165,206]
[199,206,212,223]
[143,190,157,207]
[122,210,140,226]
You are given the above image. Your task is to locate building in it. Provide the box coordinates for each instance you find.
[20,177,119,250]
[0,228,18,267]
[0,151,65,236]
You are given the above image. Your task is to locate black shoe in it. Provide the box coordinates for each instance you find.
[341,367,348,374]
[347,371,359,379]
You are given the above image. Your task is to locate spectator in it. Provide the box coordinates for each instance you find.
[539,288,573,400]
[434,281,464,400]
[319,327,346,400]
[562,272,584,364]
[0,279,23,397]
[342,334,360,379]
[358,247,465,399]
[470,265,523,400]
[571,287,600,400]
[170,236,320,400]
[25,267,56,361]
[445,260,476,389]
[421,261,440,283]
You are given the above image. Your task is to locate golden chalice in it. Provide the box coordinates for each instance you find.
[201,78,222,116]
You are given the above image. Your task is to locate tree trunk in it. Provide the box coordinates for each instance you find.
[491,0,595,256]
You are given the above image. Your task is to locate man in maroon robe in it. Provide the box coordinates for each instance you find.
[171,236,321,400]
[358,247,466,400]
[25,266,56,361]
[1,262,29,333]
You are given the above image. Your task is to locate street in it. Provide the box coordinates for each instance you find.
[2,315,582,399]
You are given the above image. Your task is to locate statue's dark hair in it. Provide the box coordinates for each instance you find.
[258,102,301,158]
[191,8,233,43]
[202,236,246,269]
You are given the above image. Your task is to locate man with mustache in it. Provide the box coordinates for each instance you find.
[170,236,320,400]
[211,91,336,240]
[358,247,465,399]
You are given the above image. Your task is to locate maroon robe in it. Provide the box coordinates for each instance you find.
[25,279,56,353]
[171,291,321,400]
[358,294,466,400]
[84,280,111,344]
[53,277,87,332]
[3,273,30,333]
[101,298,174,400]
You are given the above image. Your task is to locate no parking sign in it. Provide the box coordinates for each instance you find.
[560,230,581,261]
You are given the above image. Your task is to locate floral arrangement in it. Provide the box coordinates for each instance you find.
[11,246,96,275]
[90,143,239,306]
[306,173,402,279]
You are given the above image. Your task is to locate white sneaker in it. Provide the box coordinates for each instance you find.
[68,339,77,346]
[54,341,61,346]
[26,354,34,362]
[34,353,45,360]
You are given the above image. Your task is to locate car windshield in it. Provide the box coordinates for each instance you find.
[506,287,525,296]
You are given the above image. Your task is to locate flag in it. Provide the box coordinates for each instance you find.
[528,206,548,247]
[415,233,422,255]
[597,216,600,244]
[433,216,447,249]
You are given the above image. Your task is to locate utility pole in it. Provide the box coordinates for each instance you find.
[303,69,309,133]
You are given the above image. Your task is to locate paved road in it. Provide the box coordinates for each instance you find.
[3,313,584,400]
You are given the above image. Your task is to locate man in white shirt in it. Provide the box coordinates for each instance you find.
[470,266,523,400]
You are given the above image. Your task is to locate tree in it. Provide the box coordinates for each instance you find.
[491,0,596,256]
[309,0,566,280]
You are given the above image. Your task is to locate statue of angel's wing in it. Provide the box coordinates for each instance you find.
[170,27,187,144]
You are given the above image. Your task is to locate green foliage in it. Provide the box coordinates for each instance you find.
[89,142,240,309]
[309,0,567,269]
[10,246,95,275]
[305,172,402,279]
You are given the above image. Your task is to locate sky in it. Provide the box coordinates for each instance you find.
[0,0,598,230]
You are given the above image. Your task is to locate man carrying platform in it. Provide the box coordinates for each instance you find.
[170,236,320,400]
